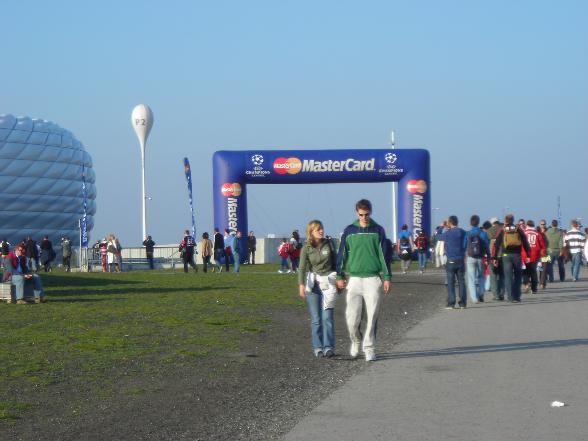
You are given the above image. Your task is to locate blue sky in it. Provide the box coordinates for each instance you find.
[2,1,587,245]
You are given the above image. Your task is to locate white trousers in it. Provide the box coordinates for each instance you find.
[435,241,446,267]
[345,276,383,352]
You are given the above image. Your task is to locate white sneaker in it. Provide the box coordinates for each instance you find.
[350,342,360,358]
[365,350,377,362]
[278,269,283,273]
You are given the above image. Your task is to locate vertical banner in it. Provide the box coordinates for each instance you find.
[81,165,88,247]
[183,157,196,238]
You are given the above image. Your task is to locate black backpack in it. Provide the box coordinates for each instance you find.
[467,232,483,258]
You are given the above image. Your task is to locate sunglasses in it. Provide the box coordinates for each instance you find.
[357,213,371,217]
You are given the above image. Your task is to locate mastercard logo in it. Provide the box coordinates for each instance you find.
[407,179,427,194]
[221,183,242,197]
[273,157,302,175]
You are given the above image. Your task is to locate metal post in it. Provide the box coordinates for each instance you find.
[390,130,398,244]
[78,219,82,270]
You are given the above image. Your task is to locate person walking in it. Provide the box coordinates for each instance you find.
[200,232,213,273]
[0,238,10,269]
[107,235,119,272]
[336,199,391,362]
[25,236,39,272]
[213,228,225,273]
[414,229,429,274]
[564,220,586,282]
[289,230,302,273]
[538,220,550,289]
[433,221,448,268]
[487,217,505,300]
[61,236,72,272]
[143,235,156,270]
[442,215,467,309]
[247,231,257,265]
[180,230,197,273]
[544,220,566,283]
[492,214,530,303]
[278,239,290,273]
[223,229,232,273]
[233,230,243,273]
[39,236,54,272]
[299,220,338,358]
[465,215,490,304]
[521,220,546,293]
[397,224,413,274]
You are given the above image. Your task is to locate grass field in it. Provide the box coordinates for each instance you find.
[0,264,304,421]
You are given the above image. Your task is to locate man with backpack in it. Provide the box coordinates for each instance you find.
[487,217,505,300]
[397,224,413,274]
[465,215,490,303]
[492,214,530,303]
[415,229,429,274]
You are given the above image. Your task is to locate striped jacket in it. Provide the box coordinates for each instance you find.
[564,228,586,255]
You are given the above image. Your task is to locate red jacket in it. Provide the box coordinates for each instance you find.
[9,252,29,273]
[521,227,546,263]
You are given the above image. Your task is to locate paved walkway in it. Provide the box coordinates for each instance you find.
[284,276,588,441]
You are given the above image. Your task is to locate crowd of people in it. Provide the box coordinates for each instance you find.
[92,235,124,272]
[295,204,588,363]
[174,228,257,274]
[425,215,587,309]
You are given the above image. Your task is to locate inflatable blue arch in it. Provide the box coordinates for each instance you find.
[213,148,430,243]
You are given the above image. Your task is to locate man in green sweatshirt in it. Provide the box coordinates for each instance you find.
[336,199,391,362]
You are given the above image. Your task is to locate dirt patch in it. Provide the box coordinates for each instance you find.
[3,274,446,441]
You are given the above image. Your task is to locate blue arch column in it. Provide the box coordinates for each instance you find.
[213,149,430,246]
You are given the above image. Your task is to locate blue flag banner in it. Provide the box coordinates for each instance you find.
[81,165,88,247]
[183,157,196,238]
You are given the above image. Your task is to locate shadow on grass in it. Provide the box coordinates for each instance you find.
[41,274,139,287]
[49,285,234,298]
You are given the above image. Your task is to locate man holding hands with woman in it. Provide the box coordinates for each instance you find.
[298,199,392,362]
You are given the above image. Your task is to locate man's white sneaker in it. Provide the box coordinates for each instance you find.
[365,350,377,362]
[350,342,360,358]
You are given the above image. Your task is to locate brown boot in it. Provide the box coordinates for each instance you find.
[16,299,28,305]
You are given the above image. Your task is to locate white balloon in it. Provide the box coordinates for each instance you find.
[131,104,154,149]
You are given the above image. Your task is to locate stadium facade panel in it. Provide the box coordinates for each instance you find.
[0,114,96,246]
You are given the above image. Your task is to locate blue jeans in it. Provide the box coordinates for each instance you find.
[233,252,240,273]
[446,259,466,307]
[280,257,289,271]
[547,251,565,282]
[466,257,485,302]
[571,253,582,280]
[11,274,44,300]
[306,285,335,354]
[502,254,522,301]
[417,252,427,270]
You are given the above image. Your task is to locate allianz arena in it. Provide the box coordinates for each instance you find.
[0,114,96,246]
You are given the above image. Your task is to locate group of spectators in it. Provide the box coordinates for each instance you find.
[431,214,587,309]
[1,236,73,274]
[176,229,257,274]
[0,236,69,304]
[93,235,123,273]
[277,231,302,273]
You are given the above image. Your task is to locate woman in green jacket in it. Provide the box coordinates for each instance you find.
[298,220,338,359]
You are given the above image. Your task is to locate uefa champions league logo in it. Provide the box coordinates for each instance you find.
[384,152,397,165]
[251,154,264,166]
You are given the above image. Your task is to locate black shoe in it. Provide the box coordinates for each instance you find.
[512,299,521,303]
[478,298,484,303]
[324,349,335,358]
